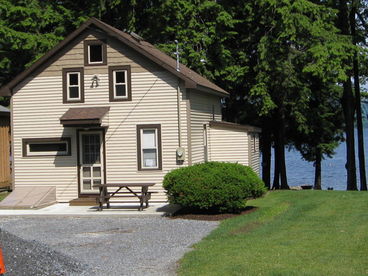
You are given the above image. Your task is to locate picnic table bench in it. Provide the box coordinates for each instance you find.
[94,183,156,211]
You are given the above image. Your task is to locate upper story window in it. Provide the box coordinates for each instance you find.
[84,39,107,66]
[137,124,162,171]
[62,68,84,103]
[109,65,132,101]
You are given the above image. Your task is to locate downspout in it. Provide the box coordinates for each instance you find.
[175,40,181,147]
[177,79,181,147]
[10,96,15,191]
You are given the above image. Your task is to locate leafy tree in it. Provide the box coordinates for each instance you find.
[0,0,77,105]
[244,0,352,189]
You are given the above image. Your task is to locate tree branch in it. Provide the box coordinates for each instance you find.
[357,12,368,31]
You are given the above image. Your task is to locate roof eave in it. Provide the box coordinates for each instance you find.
[0,86,11,97]
[209,121,262,133]
[195,85,229,97]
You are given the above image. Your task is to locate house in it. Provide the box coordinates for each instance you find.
[0,18,261,204]
[0,106,11,190]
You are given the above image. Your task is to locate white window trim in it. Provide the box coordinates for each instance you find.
[140,128,159,169]
[113,70,128,99]
[26,141,69,157]
[88,44,103,64]
[252,134,257,153]
[66,72,81,101]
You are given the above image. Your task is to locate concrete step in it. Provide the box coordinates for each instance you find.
[69,197,96,206]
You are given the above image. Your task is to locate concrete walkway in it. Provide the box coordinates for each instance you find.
[0,203,179,217]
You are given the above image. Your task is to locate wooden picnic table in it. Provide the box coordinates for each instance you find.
[93,183,156,211]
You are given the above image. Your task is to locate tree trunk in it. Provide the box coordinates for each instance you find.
[314,149,322,190]
[342,80,358,190]
[272,141,280,190]
[351,0,367,191]
[279,109,289,189]
[338,0,358,191]
[272,108,289,189]
[261,126,271,189]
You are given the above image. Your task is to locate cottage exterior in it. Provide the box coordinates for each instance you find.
[0,18,260,203]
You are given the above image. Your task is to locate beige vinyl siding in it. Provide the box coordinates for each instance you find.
[38,32,162,78]
[12,30,189,202]
[190,91,221,164]
[207,126,249,165]
[248,133,260,174]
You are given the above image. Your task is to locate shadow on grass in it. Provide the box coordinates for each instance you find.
[170,206,258,221]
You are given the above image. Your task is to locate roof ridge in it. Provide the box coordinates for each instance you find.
[0,17,228,97]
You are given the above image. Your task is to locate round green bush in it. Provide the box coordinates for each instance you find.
[163,162,266,213]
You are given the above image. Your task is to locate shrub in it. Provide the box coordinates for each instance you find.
[163,162,266,213]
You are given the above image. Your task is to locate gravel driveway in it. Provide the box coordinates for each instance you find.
[0,217,218,276]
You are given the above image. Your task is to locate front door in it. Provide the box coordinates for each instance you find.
[79,131,104,194]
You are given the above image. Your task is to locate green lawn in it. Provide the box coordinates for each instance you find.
[0,192,8,201]
[179,191,368,276]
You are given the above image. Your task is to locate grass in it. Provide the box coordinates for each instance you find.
[178,191,368,276]
[0,192,8,202]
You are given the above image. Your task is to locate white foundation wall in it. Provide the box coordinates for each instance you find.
[207,126,249,165]
[11,30,190,202]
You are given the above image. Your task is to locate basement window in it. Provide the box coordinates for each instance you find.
[23,138,71,157]
[84,40,107,65]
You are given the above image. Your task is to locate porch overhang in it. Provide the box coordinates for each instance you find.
[60,107,110,127]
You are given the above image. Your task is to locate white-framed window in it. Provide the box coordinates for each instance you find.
[63,68,84,103]
[67,72,80,100]
[137,125,161,170]
[84,40,106,65]
[23,138,71,157]
[109,65,131,101]
[113,70,128,99]
[141,129,158,168]
[252,134,257,153]
[88,44,103,64]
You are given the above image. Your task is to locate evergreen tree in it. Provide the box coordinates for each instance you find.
[0,0,77,105]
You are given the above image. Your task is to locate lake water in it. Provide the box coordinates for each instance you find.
[275,127,368,190]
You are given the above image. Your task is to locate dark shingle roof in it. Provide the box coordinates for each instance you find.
[60,107,110,126]
[0,18,228,97]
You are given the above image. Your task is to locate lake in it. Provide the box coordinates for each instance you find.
[276,127,368,190]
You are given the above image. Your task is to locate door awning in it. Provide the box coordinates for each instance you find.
[60,107,110,127]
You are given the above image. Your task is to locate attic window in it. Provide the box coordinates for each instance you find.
[84,40,107,66]
[89,45,102,63]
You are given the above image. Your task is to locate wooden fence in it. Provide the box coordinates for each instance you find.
[0,116,10,188]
